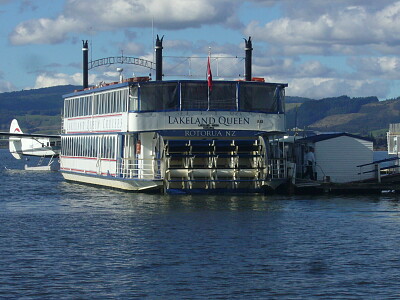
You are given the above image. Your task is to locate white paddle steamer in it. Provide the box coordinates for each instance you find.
[60,37,289,193]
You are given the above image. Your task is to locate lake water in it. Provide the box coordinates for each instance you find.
[1,149,400,298]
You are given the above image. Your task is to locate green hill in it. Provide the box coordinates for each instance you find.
[0,85,79,133]
[285,95,400,148]
[286,96,313,104]
[0,86,398,149]
[286,95,380,129]
[285,96,313,112]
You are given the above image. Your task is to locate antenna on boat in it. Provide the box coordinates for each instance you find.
[152,17,155,65]
[117,68,124,82]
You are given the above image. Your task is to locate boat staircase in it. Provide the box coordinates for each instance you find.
[163,138,272,192]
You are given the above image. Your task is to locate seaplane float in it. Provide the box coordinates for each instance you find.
[0,119,60,171]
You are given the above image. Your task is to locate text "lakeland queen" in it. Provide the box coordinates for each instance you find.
[168,116,250,126]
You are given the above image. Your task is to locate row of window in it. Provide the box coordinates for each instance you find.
[62,135,116,159]
[64,96,92,117]
[94,89,129,115]
[64,88,129,118]
[64,81,285,118]
[129,82,284,113]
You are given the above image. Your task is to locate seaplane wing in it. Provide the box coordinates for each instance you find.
[0,119,61,159]
[0,132,60,139]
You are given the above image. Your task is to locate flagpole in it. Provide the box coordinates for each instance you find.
[207,47,211,111]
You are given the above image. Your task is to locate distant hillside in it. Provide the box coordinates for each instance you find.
[0,85,79,133]
[285,96,314,112]
[0,86,398,149]
[285,95,400,148]
[286,95,379,129]
[308,99,400,133]
[285,96,313,104]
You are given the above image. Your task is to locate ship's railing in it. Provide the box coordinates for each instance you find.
[269,158,287,179]
[116,158,163,180]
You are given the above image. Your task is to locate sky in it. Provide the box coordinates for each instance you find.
[1,0,400,100]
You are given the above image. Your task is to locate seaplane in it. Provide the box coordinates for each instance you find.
[0,119,61,170]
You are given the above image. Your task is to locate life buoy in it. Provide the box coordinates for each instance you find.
[136,140,141,154]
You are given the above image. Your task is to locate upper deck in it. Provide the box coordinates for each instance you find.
[62,79,288,135]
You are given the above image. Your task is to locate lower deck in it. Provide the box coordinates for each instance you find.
[60,131,289,193]
[61,170,163,191]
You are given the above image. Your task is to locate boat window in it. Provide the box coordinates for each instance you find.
[94,94,100,114]
[86,96,93,115]
[64,82,285,116]
[123,89,129,112]
[64,94,95,117]
[276,86,285,113]
[129,86,139,111]
[209,82,237,110]
[64,101,68,117]
[239,83,278,113]
[139,82,179,111]
[94,136,99,158]
[110,92,115,113]
[181,82,208,110]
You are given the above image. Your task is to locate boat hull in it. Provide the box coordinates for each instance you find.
[61,171,163,191]
[25,164,59,171]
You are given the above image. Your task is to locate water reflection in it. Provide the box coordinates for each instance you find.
[58,182,287,214]
[4,149,400,298]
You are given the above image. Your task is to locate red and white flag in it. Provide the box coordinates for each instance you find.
[207,56,212,92]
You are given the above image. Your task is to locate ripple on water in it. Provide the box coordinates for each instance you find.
[1,149,400,298]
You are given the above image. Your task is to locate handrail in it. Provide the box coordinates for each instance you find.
[117,158,163,179]
[357,156,399,167]
[269,158,287,179]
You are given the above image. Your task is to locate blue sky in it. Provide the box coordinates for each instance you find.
[1,0,400,100]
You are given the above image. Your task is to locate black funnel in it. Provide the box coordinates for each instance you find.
[244,37,252,81]
[155,35,164,81]
[82,40,89,88]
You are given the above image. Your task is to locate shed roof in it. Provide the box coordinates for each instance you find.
[296,132,373,143]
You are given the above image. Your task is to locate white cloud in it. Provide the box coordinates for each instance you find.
[250,58,337,81]
[120,42,146,56]
[0,80,15,93]
[296,61,336,78]
[251,57,296,77]
[240,1,400,99]
[164,39,194,52]
[348,56,400,80]
[285,78,389,99]
[33,70,138,89]
[10,0,241,45]
[246,54,393,99]
[277,0,396,20]
[8,0,400,100]
[10,16,86,45]
[244,1,400,55]
[33,72,84,88]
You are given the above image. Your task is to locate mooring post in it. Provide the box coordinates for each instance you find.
[375,163,381,183]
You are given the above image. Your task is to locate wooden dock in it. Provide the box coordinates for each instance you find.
[293,173,400,194]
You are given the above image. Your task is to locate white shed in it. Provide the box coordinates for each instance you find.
[296,133,374,183]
